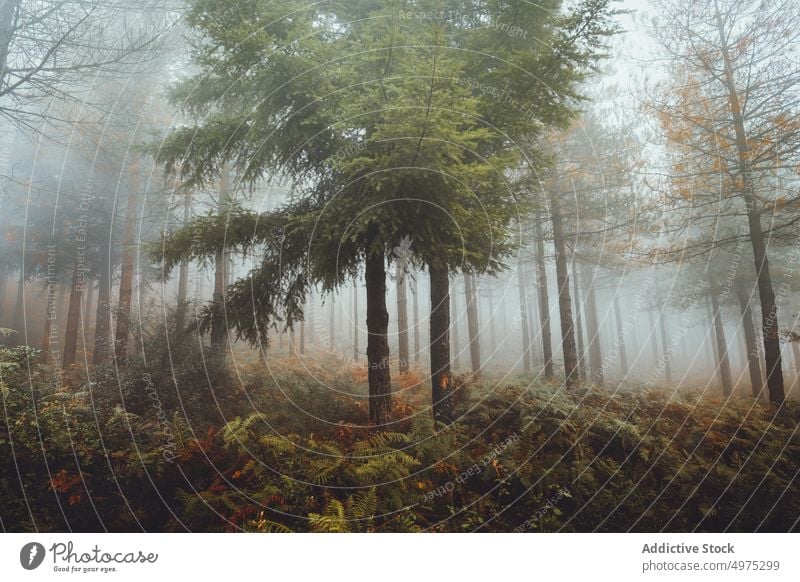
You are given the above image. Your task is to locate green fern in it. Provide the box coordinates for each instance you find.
[309,488,377,533]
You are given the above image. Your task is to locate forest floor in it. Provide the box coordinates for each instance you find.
[2,345,799,532]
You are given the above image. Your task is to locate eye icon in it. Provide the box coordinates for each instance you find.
[20,542,46,570]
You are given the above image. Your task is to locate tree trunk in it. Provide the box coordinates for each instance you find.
[329,293,335,351]
[62,263,84,368]
[41,279,57,364]
[84,277,95,334]
[177,189,191,306]
[396,263,409,373]
[709,281,733,397]
[412,273,420,363]
[11,267,24,346]
[745,213,783,401]
[300,297,306,355]
[707,300,719,361]
[0,273,8,327]
[516,260,532,373]
[93,251,111,366]
[658,307,673,384]
[487,287,497,366]
[534,213,554,378]
[524,266,538,366]
[114,155,139,365]
[451,280,461,372]
[289,326,297,358]
[429,264,453,424]
[464,273,481,376]
[613,292,629,377]
[791,339,800,394]
[365,236,392,429]
[572,258,586,381]
[210,245,226,350]
[211,172,230,352]
[501,289,508,343]
[647,309,660,370]
[549,193,578,389]
[338,288,344,335]
[306,289,314,349]
[175,207,190,332]
[582,262,604,386]
[353,279,359,361]
[736,280,764,399]
[715,10,784,404]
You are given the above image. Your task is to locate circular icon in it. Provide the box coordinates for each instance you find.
[20,542,46,570]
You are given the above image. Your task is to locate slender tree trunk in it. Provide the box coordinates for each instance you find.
[338,288,344,335]
[549,194,578,389]
[289,326,297,358]
[523,266,537,366]
[582,262,604,386]
[534,214,554,378]
[745,212,783,401]
[396,263,409,373]
[177,189,191,306]
[709,281,733,397]
[300,297,306,355]
[429,264,453,424]
[706,301,719,379]
[613,292,629,377]
[41,304,51,362]
[348,284,354,345]
[572,258,586,381]
[365,235,392,429]
[353,279,359,361]
[742,172,783,401]
[114,156,139,365]
[84,277,95,333]
[517,260,532,373]
[708,301,719,369]
[41,279,57,363]
[57,280,67,325]
[211,172,229,352]
[307,289,314,349]
[736,280,764,399]
[93,254,111,366]
[451,280,461,372]
[647,309,660,369]
[658,307,673,384]
[11,267,24,346]
[464,273,481,377]
[197,268,206,302]
[501,290,508,342]
[0,273,8,327]
[487,287,497,366]
[62,263,83,368]
[791,339,800,394]
[328,293,336,350]
[175,192,191,333]
[715,10,784,404]
[412,273,420,363]
[210,245,226,350]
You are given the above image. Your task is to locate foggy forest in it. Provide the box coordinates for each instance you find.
[1,0,800,533]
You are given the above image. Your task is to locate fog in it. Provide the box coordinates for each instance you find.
[2,0,800,536]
